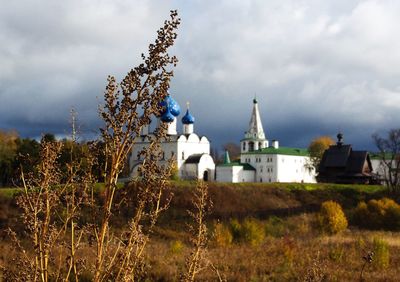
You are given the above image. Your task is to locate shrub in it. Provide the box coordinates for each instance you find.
[240,218,265,246]
[373,238,390,269]
[169,240,184,255]
[228,218,265,246]
[213,221,233,247]
[265,216,285,237]
[318,201,348,234]
[353,198,400,230]
[229,218,242,242]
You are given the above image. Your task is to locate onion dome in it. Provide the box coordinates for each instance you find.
[182,109,195,124]
[161,109,175,123]
[159,95,181,117]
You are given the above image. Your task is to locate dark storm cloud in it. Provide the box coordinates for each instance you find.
[1,0,400,151]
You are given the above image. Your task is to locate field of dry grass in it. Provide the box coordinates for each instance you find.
[1,182,399,281]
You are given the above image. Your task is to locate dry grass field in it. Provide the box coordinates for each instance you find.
[1,182,399,281]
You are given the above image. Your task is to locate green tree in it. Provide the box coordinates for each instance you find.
[0,130,19,186]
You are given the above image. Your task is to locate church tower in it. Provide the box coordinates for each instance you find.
[241,98,268,152]
[181,103,195,135]
[159,94,181,135]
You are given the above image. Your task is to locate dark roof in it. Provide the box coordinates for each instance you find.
[346,151,369,173]
[320,144,351,168]
[185,154,204,164]
[318,142,374,184]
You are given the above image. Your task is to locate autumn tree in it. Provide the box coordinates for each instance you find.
[307,136,335,172]
[0,130,19,186]
[372,129,400,192]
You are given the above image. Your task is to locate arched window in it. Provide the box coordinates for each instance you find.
[249,142,254,152]
[182,151,185,160]
[243,142,246,151]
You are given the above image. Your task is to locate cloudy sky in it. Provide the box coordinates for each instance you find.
[1,0,399,151]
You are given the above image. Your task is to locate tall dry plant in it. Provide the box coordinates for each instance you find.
[92,10,180,281]
[3,10,180,282]
[2,137,94,282]
[181,181,225,282]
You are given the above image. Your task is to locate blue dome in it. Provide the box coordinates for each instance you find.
[182,109,195,124]
[160,109,175,123]
[159,95,181,117]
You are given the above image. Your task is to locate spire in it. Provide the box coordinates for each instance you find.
[246,98,266,140]
[223,150,231,164]
[337,132,343,147]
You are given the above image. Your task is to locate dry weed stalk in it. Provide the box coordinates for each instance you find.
[2,138,94,282]
[93,10,180,281]
[181,180,225,282]
[4,10,182,281]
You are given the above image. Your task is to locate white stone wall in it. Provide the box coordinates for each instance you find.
[240,153,316,183]
[276,155,316,183]
[197,154,215,181]
[130,133,214,181]
[216,165,255,183]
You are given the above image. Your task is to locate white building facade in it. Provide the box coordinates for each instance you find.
[216,99,316,183]
[130,95,215,181]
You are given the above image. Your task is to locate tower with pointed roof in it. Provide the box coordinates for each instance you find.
[241,98,268,153]
[216,98,316,183]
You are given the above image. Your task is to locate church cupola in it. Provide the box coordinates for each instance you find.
[182,102,195,135]
[241,97,268,152]
[159,93,181,135]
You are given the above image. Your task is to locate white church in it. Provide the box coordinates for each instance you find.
[215,98,316,183]
[129,94,215,181]
[129,93,316,184]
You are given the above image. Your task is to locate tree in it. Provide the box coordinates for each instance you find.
[222,142,240,161]
[372,129,400,192]
[307,136,335,172]
[0,130,19,186]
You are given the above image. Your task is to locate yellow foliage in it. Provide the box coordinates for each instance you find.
[318,201,348,234]
[213,221,233,247]
[354,198,400,230]
[373,238,390,269]
[169,240,184,255]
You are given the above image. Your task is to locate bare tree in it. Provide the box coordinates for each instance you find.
[372,129,400,192]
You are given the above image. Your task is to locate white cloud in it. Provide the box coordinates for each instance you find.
[1,0,400,149]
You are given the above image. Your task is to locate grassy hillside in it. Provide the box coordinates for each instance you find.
[1,181,399,281]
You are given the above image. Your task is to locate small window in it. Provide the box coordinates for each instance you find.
[182,151,185,160]
[243,142,246,151]
[249,142,254,152]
